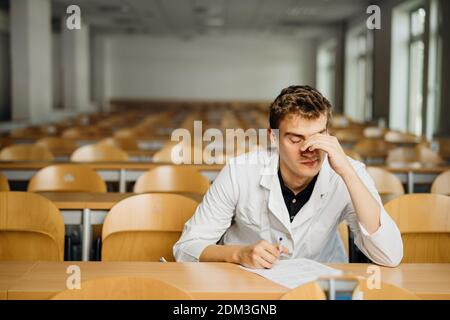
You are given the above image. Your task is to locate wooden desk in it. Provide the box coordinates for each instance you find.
[0,162,224,192]
[2,162,448,193]
[2,262,449,300]
[376,164,450,193]
[0,262,37,300]
[38,192,204,262]
[52,149,158,162]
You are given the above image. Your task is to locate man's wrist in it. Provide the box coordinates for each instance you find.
[339,165,357,181]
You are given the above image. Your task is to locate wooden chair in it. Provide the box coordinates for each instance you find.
[353,279,419,300]
[366,167,405,203]
[386,146,443,165]
[338,221,349,257]
[0,192,64,261]
[334,128,364,144]
[280,281,327,300]
[431,170,450,195]
[344,149,363,162]
[354,138,394,161]
[152,142,193,163]
[28,164,107,192]
[102,193,199,261]
[9,126,44,139]
[363,127,387,138]
[52,276,193,300]
[71,144,128,162]
[281,277,419,300]
[384,194,450,262]
[0,172,9,191]
[35,137,77,153]
[97,137,139,151]
[384,130,421,144]
[61,126,103,139]
[133,166,210,195]
[437,138,450,161]
[0,145,54,161]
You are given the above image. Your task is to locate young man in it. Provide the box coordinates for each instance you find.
[173,85,403,268]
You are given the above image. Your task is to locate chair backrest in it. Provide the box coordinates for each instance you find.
[0,192,64,261]
[431,170,450,195]
[0,172,9,191]
[35,137,77,152]
[52,276,193,300]
[152,142,191,163]
[354,139,394,159]
[366,166,405,195]
[71,144,128,162]
[384,194,450,262]
[334,129,364,143]
[97,137,139,151]
[384,130,421,144]
[102,193,199,261]
[133,165,210,194]
[338,221,349,257]
[437,138,450,160]
[28,164,107,192]
[279,281,327,300]
[61,126,102,139]
[344,149,363,162]
[353,280,419,300]
[0,145,54,161]
[281,278,419,300]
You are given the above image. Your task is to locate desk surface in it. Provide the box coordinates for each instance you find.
[0,161,224,171]
[1,161,449,173]
[0,262,37,300]
[38,192,204,210]
[1,262,449,300]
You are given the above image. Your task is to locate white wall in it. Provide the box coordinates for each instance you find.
[104,33,316,101]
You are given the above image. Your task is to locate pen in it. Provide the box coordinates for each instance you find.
[277,237,284,253]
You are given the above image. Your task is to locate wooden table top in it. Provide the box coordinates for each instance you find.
[38,192,204,210]
[0,161,224,171]
[0,262,37,300]
[1,161,448,174]
[1,262,449,300]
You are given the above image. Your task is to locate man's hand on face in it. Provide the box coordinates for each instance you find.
[300,133,353,177]
[237,240,289,269]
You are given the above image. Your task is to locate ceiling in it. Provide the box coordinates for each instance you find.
[51,0,369,38]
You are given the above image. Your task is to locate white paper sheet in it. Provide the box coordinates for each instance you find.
[240,258,343,289]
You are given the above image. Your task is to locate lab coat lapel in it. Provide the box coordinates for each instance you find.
[292,155,332,228]
[259,153,291,232]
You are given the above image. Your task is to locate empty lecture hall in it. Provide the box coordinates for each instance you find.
[0,0,449,311]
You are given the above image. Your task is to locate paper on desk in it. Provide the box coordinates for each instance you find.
[240,258,342,289]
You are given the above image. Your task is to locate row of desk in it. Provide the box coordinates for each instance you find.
[1,162,449,193]
[1,262,449,300]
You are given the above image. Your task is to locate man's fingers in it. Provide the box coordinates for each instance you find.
[254,255,274,269]
[260,241,280,257]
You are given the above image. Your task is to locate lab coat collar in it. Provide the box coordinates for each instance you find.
[259,152,332,231]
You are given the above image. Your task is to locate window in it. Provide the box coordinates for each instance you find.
[316,40,336,106]
[344,26,373,122]
[407,7,426,136]
[426,0,442,139]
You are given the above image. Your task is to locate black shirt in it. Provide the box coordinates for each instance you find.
[278,169,318,223]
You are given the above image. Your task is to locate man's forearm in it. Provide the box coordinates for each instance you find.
[341,168,381,234]
[199,244,244,263]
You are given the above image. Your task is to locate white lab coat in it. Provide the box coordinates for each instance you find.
[173,148,403,267]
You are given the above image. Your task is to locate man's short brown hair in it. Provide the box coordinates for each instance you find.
[269,85,332,129]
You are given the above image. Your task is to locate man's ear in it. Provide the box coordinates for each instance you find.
[267,128,280,150]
